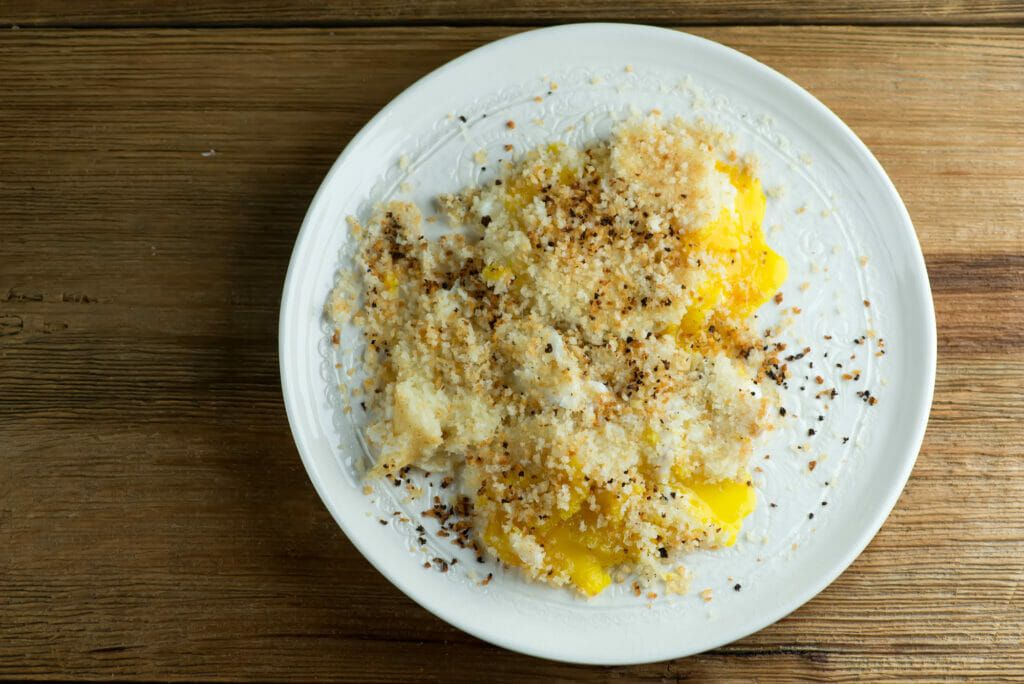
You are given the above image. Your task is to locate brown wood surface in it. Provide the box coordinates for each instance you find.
[2,22,1023,682]
[5,0,1024,27]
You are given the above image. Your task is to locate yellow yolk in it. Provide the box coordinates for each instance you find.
[481,263,513,288]
[681,162,788,334]
[501,143,578,217]
[484,466,756,597]
[383,272,399,295]
[678,474,757,546]
[480,163,783,597]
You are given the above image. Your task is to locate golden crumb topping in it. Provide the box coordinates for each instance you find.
[328,116,787,595]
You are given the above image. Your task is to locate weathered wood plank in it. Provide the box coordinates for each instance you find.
[0,27,1020,257]
[3,388,1023,680]
[2,26,1023,680]
[4,0,1024,28]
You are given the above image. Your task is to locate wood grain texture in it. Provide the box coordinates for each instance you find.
[2,26,1023,680]
[4,0,1024,28]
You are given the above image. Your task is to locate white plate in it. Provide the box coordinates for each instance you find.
[279,24,935,665]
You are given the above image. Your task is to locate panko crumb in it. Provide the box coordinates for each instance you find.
[331,115,786,596]
[665,565,694,595]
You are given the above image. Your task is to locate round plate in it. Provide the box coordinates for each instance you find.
[279,23,936,665]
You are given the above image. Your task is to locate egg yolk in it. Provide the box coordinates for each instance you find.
[681,162,788,334]
[484,164,785,597]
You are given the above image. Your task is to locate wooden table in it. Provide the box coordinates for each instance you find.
[3,2,1023,680]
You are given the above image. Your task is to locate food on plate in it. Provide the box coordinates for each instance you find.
[328,115,787,596]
